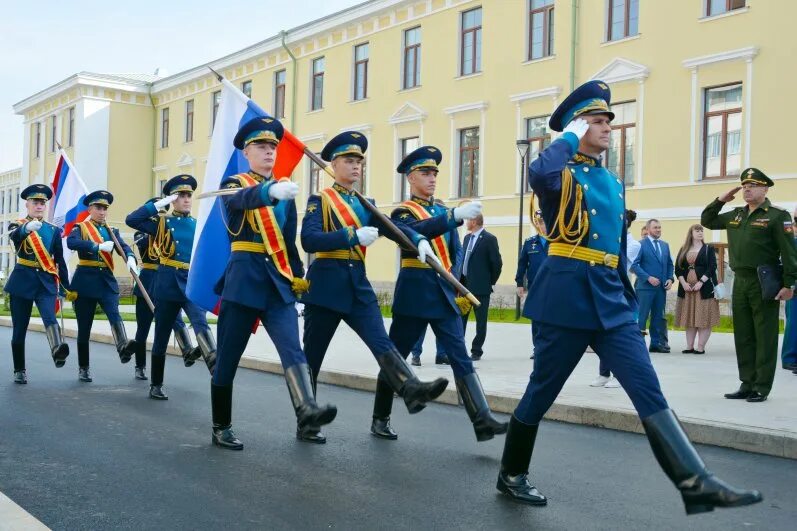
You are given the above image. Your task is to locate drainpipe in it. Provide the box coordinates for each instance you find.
[280,30,298,131]
[569,0,578,91]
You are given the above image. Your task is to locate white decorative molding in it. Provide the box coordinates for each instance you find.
[388,101,428,125]
[590,57,650,84]
[338,123,372,133]
[509,86,561,103]
[299,132,327,143]
[688,68,699,182]
[152,165,168,172]
[682,46,759,69]
[176,153,194,168]
[744,58,754,167]
[443,101,488,115]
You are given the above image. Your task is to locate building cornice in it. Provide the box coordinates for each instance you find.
[509,86,561,104]
[443,101,489,115]
[682,46,759,69]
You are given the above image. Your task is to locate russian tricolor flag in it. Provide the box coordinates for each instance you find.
[50,149,90,272]
[187,77,305,313]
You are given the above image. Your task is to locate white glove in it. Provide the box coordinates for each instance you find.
[127,256,139,275]
[154,194,178,209]
[268,181,300,201]
[355,226,379,247]
[417,239,441,265]
[563,118,590,140]
[26,220,42,232]
[98,241,115,253]
[453,201,482,221]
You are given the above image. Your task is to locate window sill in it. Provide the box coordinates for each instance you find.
[699,7,749,22]
[456,72,483,81]
[700,175,740,183]
[306,108,324,115]
[398,85,422,94]
[522,55,556,66]
[601,34,641,47]
[349,98,370,105]
[183,141,194,145]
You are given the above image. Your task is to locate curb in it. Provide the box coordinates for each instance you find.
[3,319,795,460]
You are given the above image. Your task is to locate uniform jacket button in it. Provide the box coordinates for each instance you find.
[591,209,597,215]
[592,233,599,240]
[583,167,590,173]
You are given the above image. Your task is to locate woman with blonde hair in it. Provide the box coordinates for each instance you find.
[674,224,721,353]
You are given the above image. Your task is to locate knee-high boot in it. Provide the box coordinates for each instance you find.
[285,364,337,436]
[174,326,200,367]
[45,324,69,368]
[370,372,397,439]
[110,321,136,364]
[196,329,217,375]
[211,383,243,450]
[456,372,508,441]
[496,415,547,505]
[376,348,448,414]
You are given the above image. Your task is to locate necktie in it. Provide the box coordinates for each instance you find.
[654,239,661,257]
[464,234,477,275]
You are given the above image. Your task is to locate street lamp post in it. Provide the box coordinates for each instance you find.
[515,139,531,321]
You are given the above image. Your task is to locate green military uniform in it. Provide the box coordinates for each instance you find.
[701,168,797,398]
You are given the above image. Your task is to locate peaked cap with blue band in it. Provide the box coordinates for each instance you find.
[549,80,615,132]
[163,174,197,195]
[233,117,284,150]
[21,184,53,201]
[397,145,443,174]
[321,131,368,162]
[83,190,114,207]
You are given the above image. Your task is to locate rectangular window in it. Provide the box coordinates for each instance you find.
[50,115,57,152]
[311,57,325,111]
[308,154,322,195]
[603,101,637,185]
[34,122,41,158]
[403,27,421,89]
[460,8,482,76]
[458,127,480,198]
[529,0,554,60]
[161,108,170,148]
[14,187,19,212]
[353,43,369,101]
[67,107,75,147]
[707,0,746,16]
[607,0,639,41]
[211,90,221,131]
[703,83,743,179]
[399,136,420,200]
[524,116,552,191]
[185,99,194,142]
[274,70,286,119]
[241,80,252,98]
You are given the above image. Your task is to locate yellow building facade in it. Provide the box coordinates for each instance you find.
[0,167,22,280]
[13,0,797,295]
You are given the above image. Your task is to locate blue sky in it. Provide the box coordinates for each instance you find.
[0,0,362,171]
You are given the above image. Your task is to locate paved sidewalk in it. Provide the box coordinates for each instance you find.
[3,315,795,459]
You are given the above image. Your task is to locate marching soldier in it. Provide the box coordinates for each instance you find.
[496,80,761,514]
[128,198,199,382]
[369,146,507,442]
[66,190,138,382]
[300,131,448,444]
[210,117,336,450]
[127,178,215,400]
[5,184,74,383]
[515,211,548,359]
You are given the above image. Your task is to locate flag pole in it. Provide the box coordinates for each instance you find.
[107,227,155,312]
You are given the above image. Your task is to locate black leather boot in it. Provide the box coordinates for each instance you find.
[78,367,92,383]
[196,329,217,375]
[496,416,547,506]
[370,372,397,440]
[456,372,508,442]
[376,349,448,414]
[134,341,147,379]
[13,370,27,384]
[110,321,136,364]
[11,342,25,375]
[211,383,243,450]
[149,384,168,400]
[149,355,167,399]
[642,409,763,515]
[45,324,69,368]
[285,364,337,440]
[135,366,148,381]
[295,371,327,444]
[175,326,200,367]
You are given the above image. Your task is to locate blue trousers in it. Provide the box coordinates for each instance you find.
[515,321,669,424]
[410,327,446,357]
[303,301,394,383]
[151,299,209,357]
[213,299,306,387]
[10,294,58,344]
[636,288,666,348]
[390,312,474,378]
[74,293,123,344]
[134,297,187,345]
[782,298,797,366]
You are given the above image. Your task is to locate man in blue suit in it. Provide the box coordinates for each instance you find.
[495,79,761,514]
[515,211,548,359]
[631,219,674,353]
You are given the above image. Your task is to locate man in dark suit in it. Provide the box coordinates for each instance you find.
[631,219,674,353]
[461,214,502,360]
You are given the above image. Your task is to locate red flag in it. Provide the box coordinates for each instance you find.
[273,130,306,180]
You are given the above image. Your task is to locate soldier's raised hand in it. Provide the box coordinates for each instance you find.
[268,181,300,201]
[355,226,379,247]
[154,194,178,209]
[454,201,482,221]
[98,241,115,253]
[26,220,42,232]
[563,118,590,140]
[718,186,741,203]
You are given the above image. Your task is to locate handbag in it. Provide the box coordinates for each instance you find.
[757,264,784,300]
[703,245,727,300]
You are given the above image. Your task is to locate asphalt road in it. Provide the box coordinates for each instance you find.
[1,328,795,530]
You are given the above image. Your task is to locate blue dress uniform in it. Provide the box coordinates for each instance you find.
[300,132,448,444]
[370,145,507,442]
[209,117,336,450]
[126,176,214,400]
[496,80,762,514]
[66,190,137,382]
[4,185,72,383]
[515,228,548,356]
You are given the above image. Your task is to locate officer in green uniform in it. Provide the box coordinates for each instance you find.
[701,168,797,402]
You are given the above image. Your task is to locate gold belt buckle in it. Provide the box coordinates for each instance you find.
[603,254,613,266]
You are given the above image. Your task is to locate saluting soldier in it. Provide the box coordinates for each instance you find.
[701,169,797,402]
[66,190,138,383]
[128,198,198,382]
[210,117,336,450]
[5,184,74,384]
[496,80,761,514]
[369,146,506,442]
[127,176,216,400]
[300,132,448,444]
[514,210,548,359]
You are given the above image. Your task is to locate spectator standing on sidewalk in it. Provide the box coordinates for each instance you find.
[515,211,548,360]
[631,219,674,353]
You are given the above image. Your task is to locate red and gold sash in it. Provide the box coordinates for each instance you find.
[235,173,293,281]
[320,187,366,261]
[401,201,453,272]
[18,219,59,277]
[79,220,114,269]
